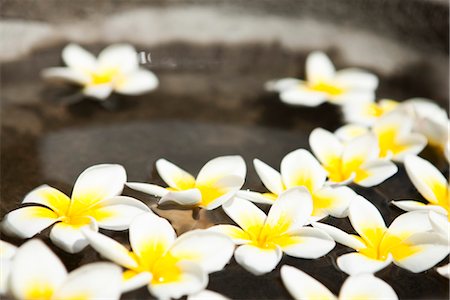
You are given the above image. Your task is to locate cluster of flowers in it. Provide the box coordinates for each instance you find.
[0,45,449,300]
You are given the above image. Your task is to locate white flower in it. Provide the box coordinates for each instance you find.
[0,240,17,295]
[436,264,450,279]
[82,212,234,299]
[237,149,356,221]
[309,128,397,186]
[42,44,159,100]
[127,156,246,210]
[266,51,378,107]
[392,155,449,220]
[342,98,399,126]
[313,196,449,275]
[210,188,335,275]
[281,265,398,300]
[8,239,122,300]
[2,164,150,253]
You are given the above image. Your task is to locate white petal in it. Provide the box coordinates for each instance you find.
[53,263,122,300]
[235,190,275,205]
[311,222,365,250]
[342,133,379,167]
[282,227,335,259]
[156,159,196,190]
[115,70,159,95]
[335,124,370,143]
[339,274,398,300]
[201,176,245,210]
[126,182,168,197]
[50,219,98,253]
[82,228,139,269]
[148,261,207,300]
[357,159,398,187]
[62,44,97,71]
[0,240,17,260]
[337,252,392,275]
[2,206,59,238]
[0,259,12,295]
[82,84,113,100]
[281,265,337,300]
[280,149,327,192]
[392,232,449,273]
[264,187,313,232]
[91,196,150,230]
[98,44,138,73]
[334,69,379,90]
[71,164,126,209]
[306,51,335,84]
[280,87,327,107]
[159,189,202,206]
[309,128,343,166]
[22,185,71,216]
[253,159,284,195]
[234,244,282,275]
[348,196,386,243]
[390,135,427,162]
[41,67,89,84]
[129,213,175,260]
[428,211,450,238]
[436,263,450,279]
[10,239,67,299]
[196,156,246,187]
[404,155,447,204]
[391,200,447,215]
[222,198,266,233]
[169,230,234,273]
[122,272,152,293]
[312,186,354,218]
[386,211,432,237]
[188,290,229,300]
[264,78,300,92]
[208,225,251,245]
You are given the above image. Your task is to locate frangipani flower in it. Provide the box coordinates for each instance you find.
[342,99,399,126]
[436,264,450,279]
[2,164,150,253]
[392,155,449,220]
[309,128,397,186]
[313,196,449,275]
[210,188,335,275]
[7,239,122,300]
[428,212,450,279]
[0,240,17,295]
[127,156,246,210]
[238,149,356,221]
[281,265,398,300]
[42,43,159,100]
[82,212,234,299]
[265,51,378,107]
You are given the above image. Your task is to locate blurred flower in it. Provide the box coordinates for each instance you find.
[313,196,449,275]
[82,212,234,299]
[210,188,335,275]
[342,99,399,126]
[237,149,356,221]
[266,51,378,106]
[309,128,397,186]
[335,124,370,143]
[0,240,17,295]
[392,155,449,221]
[281,265,398,300]
[7,239,122,300]
[437,264,450,279]
[2,164,149,253]
[42,44,159,100]
[127,156,246,210]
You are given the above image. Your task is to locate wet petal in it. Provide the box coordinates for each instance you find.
[98,44,138,74]
[281,227,335,259]
[339,274,398,300]
[306,51,335,84]
[253,159,284,195]
[62,44,97,71]
[116,70,159,95]
[222,198,266,233]
[156,159,196,190]
[337,252,392,275]
[234,244,282,275]
[50,218,98,253]
[2,206,59,238]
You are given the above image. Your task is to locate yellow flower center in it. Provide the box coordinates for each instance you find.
[25,281,54,300]
[308,81,345,96]
[374,125,406,158]
[324,156,368,183]
[89,67,124,86]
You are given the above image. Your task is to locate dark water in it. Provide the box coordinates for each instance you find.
[1,43,448,299]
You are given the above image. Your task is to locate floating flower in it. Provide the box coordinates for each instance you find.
[281,265,398,300]
[42,43,159,100]
[2,164,150,253]
[342,98,399,126]
[428,212,450,279]
[334,124,370,143]
[313,196,449,275]
[237,149,356,221]
[210,188,335,275]
[265,51,378,106]
[0,240,17,295]
[82,212,234,299]
[309,128,397,186]
[392,155,449,220]
[7,239,122,300]
[127,156,246,210]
